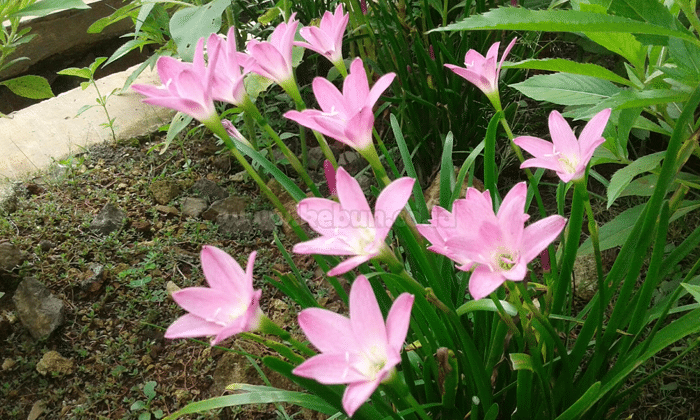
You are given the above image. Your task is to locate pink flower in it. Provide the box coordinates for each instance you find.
[295,4,348,65]
[323,159,337,196]
[445,38,517,97]
[221,119,252,148]
[293,275,414,417]
[514,109,611,183]
[284,58,395,152]
[242,14,298,84]
[293,167,414,276]
[417,183,566,299]
[206,27,248,106]
[165,246,263,346]
[132,37,217,122]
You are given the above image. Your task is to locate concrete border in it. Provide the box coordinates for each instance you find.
[0,62,175,200]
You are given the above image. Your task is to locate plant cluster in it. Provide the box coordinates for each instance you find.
[125,1,700,419]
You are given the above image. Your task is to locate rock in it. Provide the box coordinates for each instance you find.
[165,281,181,298]
[90,203,126,235]
[154,205,179,216]
[149,179,182,205]
[38,239,55,252]
[132,220,152,237]
[189,179,228,203]
[80,263,105,296]
[307,146,325,170]
[216,214,253,237]
[0,241,23,271]
[36,351,74,376]
[231,170,249,183]
[338,150,362,173]
[181,197,208,218]
[202,196,249,221]
[2,358,15,370]
[253,210,277,234]
[12,277,65,340]
[266,178,311,237]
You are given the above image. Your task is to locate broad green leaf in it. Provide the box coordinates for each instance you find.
[433,8,699,46]
[509,353,534,371]
[574,90,690,120]
[12,0,89,18]
[104,39,151,68]
[584,32,646,70]
[607,151,665,208]
[578,203,644,256]
[169,0,229,62]
[244,73,274,100]
[619,173,658,199]
[57,67,91,80]
[510,73,621,106]
[0,75,54,99]
[681,283,700,303]
[503,58,634,87]
[456,299,517,317]
[162,113,193,155]
[608,0,674,27]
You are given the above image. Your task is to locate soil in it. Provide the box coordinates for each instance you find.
[1,131,699,420]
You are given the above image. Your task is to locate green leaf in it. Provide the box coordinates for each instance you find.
[439,132,454,209]
[618,173,658,199]
[608,0,675,27]
[0,75,54,99]
[244,73,274,100]
[163,386,338,419]
[169,0,230,62]
[510,73,621,106]
[584,32,646,70]
[433,8,698,46]
[162,113,193,155]
[554,382,601,420]
[138,412,151,420]
[503,58,634,87]
[57,67,92,80]
[131,400,146,411]
[509,353,534,371]
[578,203,643,256]
[456,299,517,317]
[681,283,700,304]
[87,2,139,34]
[12,0,89,18]
[607,151,665,208]
[104,38,151,68]
[143,381,157,400]
[577,90,690,120]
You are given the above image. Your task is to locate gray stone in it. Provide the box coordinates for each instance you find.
[189,179,228,203]
[38,239,55,252]
[0,241,23,271]
[13,277,65,340]
[181,197,208,218]
[307,146,325,170]
[90,203,126,235]
[253,210,277,234]
[216,214,253,237]
[338,150,362,172]
[573,254,598,301]
[36,351,73,376]
[202,196,249,221]
[149,179,181,205]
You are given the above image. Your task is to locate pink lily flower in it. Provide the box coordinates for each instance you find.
[221,119,252,148]
[132,37,217,122]
[242,14,298,85]
[514,109,611,183]
[417,183,566,299]
[284,58,396,152]
[293,167,414,276]
[165,246,263,346]
[295,4,349,66]
[207,27,248,106]
[293,275,414,417]
[445,38,517,98]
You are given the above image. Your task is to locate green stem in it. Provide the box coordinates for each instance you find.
[241,97,320,196]
[258,316,314,356]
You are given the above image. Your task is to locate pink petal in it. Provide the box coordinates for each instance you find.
[327,254,374,276]
[385,293,414,354]
[344,107,375,149]
[496,182,528,244]
[468,265,506,300]
[293,353,366,384]
[201,246,249,295]
[349,276,389,354]
[298,308,358,353]
[336,167,373,217]
[296,197,342,235]
[445,65,492,93]
[497,38,518,79]
[171,287,246,321]
[312,77,347,115]
[373,177,415,241]
[165,313,223,339]
[513,135,555,160]
[343,380,382,417]
[578,108,611,162]
[210,312,251,346]
[293,236,357,256]
[365,72,396,110]
[345,58,370,110]
[521,215,567,263]
[548,111,579,157]
[324,160,337,196]
[520,157,565,173]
